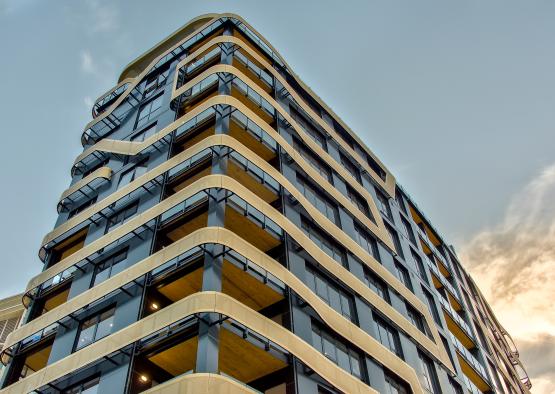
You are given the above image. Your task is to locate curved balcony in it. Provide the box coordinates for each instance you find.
[2,292,375,394]
[16,174,451,377]
[57,166,112,213]
[92,80,131,119]
[81,17,227,147]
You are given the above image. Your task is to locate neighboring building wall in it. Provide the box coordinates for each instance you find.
[0,295,24,377]
[0,13,530,394]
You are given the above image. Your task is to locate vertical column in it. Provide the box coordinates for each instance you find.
[195,22,233,374]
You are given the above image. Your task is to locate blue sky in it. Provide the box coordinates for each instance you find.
[0,1,554,391]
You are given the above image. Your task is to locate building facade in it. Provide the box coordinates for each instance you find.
[0,13,531,394]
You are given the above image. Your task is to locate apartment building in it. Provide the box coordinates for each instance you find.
[0,13,531,394]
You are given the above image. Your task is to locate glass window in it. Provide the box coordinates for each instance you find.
[293,138,332,182]
[340,152,361,184]
[75,307,115,350]
[131,122,157,142]
[384,371,410,394]
[418,351,440,394]
[406,302,430,336]
[400,217,416,245]
[92,249,128,286]
[105,202,139,233]
[411,250,427,281]
[374,314,403,358]
[136,94,164,129]
[375,190,392,220]
[118,163,148,188]
[144,66,170,99]
[301,219,346,266]
[395,190,408,215]
[354,224,380,261]
[386,224,404,259]
[363,268,390,303]
[422,287,442,326]
[394,262,412,292]
[297,174,340,225]
[291,106,327,150]
[306,265,355,321]
[63,376,100,394]
[312,324,363,379]
[346,186,374,222]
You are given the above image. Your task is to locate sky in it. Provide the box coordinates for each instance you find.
[0,0,553,392]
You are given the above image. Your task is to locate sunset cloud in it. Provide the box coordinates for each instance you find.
[460,163,555,393]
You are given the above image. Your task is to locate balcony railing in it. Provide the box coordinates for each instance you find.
[448,332,487,379]
[438,296,475,341]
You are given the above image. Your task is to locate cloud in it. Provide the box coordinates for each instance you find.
[83,96,94,109]
[85,0,118,33]
[80,50,96,75]
[460,163,555,393]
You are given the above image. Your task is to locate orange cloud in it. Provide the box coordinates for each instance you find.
[460,163,555,394]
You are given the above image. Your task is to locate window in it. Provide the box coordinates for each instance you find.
[301,219,346,266]
[448,377,463,394]
[394,262,412,292]
[418,351,440,394]
[422,287,442,326]
[346,186,374,222]
[400,217,416,245]
[375,190,392,220]
[374,314,403,358]
[131,122,157,142]
[396,190,408,215]
[118,163,148,188]
[340,152,361,184]
[406,302,429,336]
[312,323,363,379]
[63,376,100,394]
[144,67,170,99]
[411,250,427,281]
[384,371,410,394]
[386,224,404,258]
[105,202,139,233]
[291,106,327,150]
[353,224,379,261]
[293,138,332,182]
[92,249,128,286]
[363,268,390,303]
[75,307,115,350]
[68,196,98,219]
[297,174,339,225]
[136,94,163,129]
[306,265,355,321]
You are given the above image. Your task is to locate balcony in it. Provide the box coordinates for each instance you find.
[57,167,112,213]
[450,333,491,393]
[137,242,288,393]
[92,81,130,118]
[46,226,88,269]
[3,336,54,386]
[231,48,274,94]
[439,296,476,350]
[130,317,290,394]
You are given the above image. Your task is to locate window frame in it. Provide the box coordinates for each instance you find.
[74,306,116,351]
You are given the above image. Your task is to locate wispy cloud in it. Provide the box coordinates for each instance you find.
[460,163,555,394]
[80,50,97,75]
[85,0,118,34]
